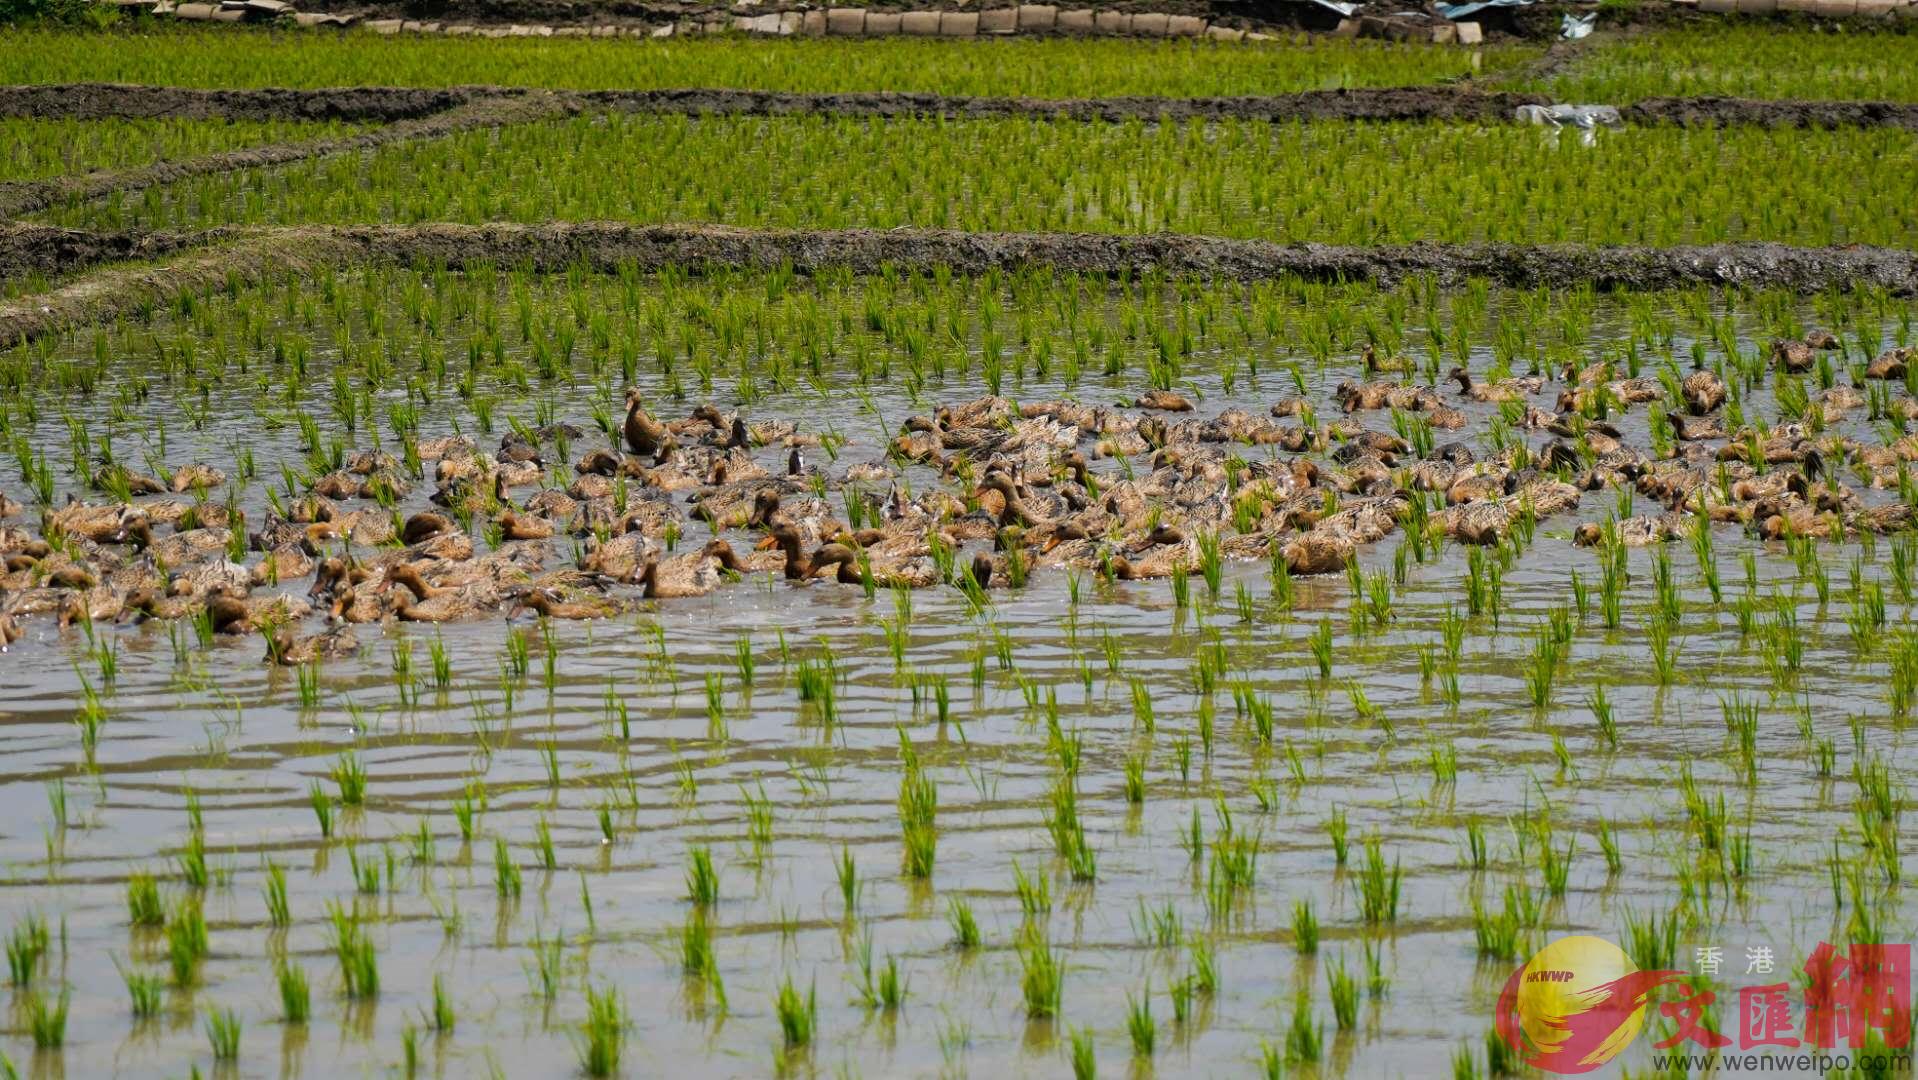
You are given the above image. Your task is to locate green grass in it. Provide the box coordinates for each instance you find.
[0,116,371,182]
[0,26,1530,95]
[1536,25,1918,102]
[47,112,1918,249]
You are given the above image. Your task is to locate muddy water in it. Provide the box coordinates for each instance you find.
[0,272,1911,1078]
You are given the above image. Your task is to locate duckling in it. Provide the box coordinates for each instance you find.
[47,500,138,545]
[120,587,201,622]
[510,586,631,621]
[417,433,478,461]
[1681,370,1727,415]
[265,624,360,665]
[170,463,226,494]
[632,544,739,599]
[498,509,556,542]
[762,523,839,580]
[1282,523,1362,576]
[57,586,126,628]
[380,564,499,623]
[1849,503,1915,535]
[973,471,1047,528]
[92,463,166,496]
[1770,338,1816,374]
[45,563,100,591]
[964,553,998,590]
[1865,347,1910,381]
[1669,414,1727,442]
[0,491,19,519]
[249,543,316,587]
[623,390,676,459]
[401,512,456,546]
[1102,540,1189,580]
[1449,367,1541,403]
[0,612,20,650]
[1134,389,1194,412]
[1572,515,1682,548]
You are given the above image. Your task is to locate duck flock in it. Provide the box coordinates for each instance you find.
[2,332,1915,662]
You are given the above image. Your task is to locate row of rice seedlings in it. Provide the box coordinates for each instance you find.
[14,259,1909,481]
[0,115,374,184]
[1533,24,1918,103]
[2,29,1519,98]
[48,110,1918,252]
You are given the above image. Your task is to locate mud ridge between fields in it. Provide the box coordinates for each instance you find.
[0,93,571,220]
[7,83,1918,131]
[5,223,1916,347]
[0,224,228,283]
[0,83,510,123]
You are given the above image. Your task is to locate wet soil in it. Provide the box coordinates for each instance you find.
[580,84,1550,120]
[1623,94,1918,129]
[0,223,217,283]
[0,82,501,123]
[7,222,1917,347]
[9,82,1913,132]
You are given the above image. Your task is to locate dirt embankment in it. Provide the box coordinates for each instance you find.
[0,93,571,220]
[11,82,1917,130]
[581,86,1550,121]
[1622,96,1918,129]
[0,83,500,123]
[7,223,1916,348]
[0,224,224,283]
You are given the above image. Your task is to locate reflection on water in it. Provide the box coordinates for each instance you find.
[0,269,1911,1077]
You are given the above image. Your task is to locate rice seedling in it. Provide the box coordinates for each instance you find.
[851,932,908,1011]
[493,837,522,899]
[331,752,366,806]
[685,845,718,907]
[126,872,164,927]
[1189,933,1219,996]
[347,843,381,894]
[27,989,69,1049]
[527,931,563,1001]
[330,905,380,999]
[1310,619,1334,679]
[176,830,208,890]
[1327,953,1359,1030]
[1069,1026,1097,1080]
[262,859,290,926]
[1127,984,1156,1057]
[576,983,626,1078]
[1012,859,1051,916]
[1621,906,1680,972]
[205,1004,242,1061]
[277,960,309,1023]
[166,897,207,986]
[1017,924,1065,1019]
[119,959,164,1018]
[1285,992,1323,1065]
[946,895,980,951]
[1292,898,1319,954]
[774,973,817,1049]
[1326,807,1350,865]
[1354,835,1401,924]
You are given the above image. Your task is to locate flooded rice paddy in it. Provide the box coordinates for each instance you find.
[0,268,1912,1078]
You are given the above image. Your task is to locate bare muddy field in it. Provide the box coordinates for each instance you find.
[0,265,1912,1076]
